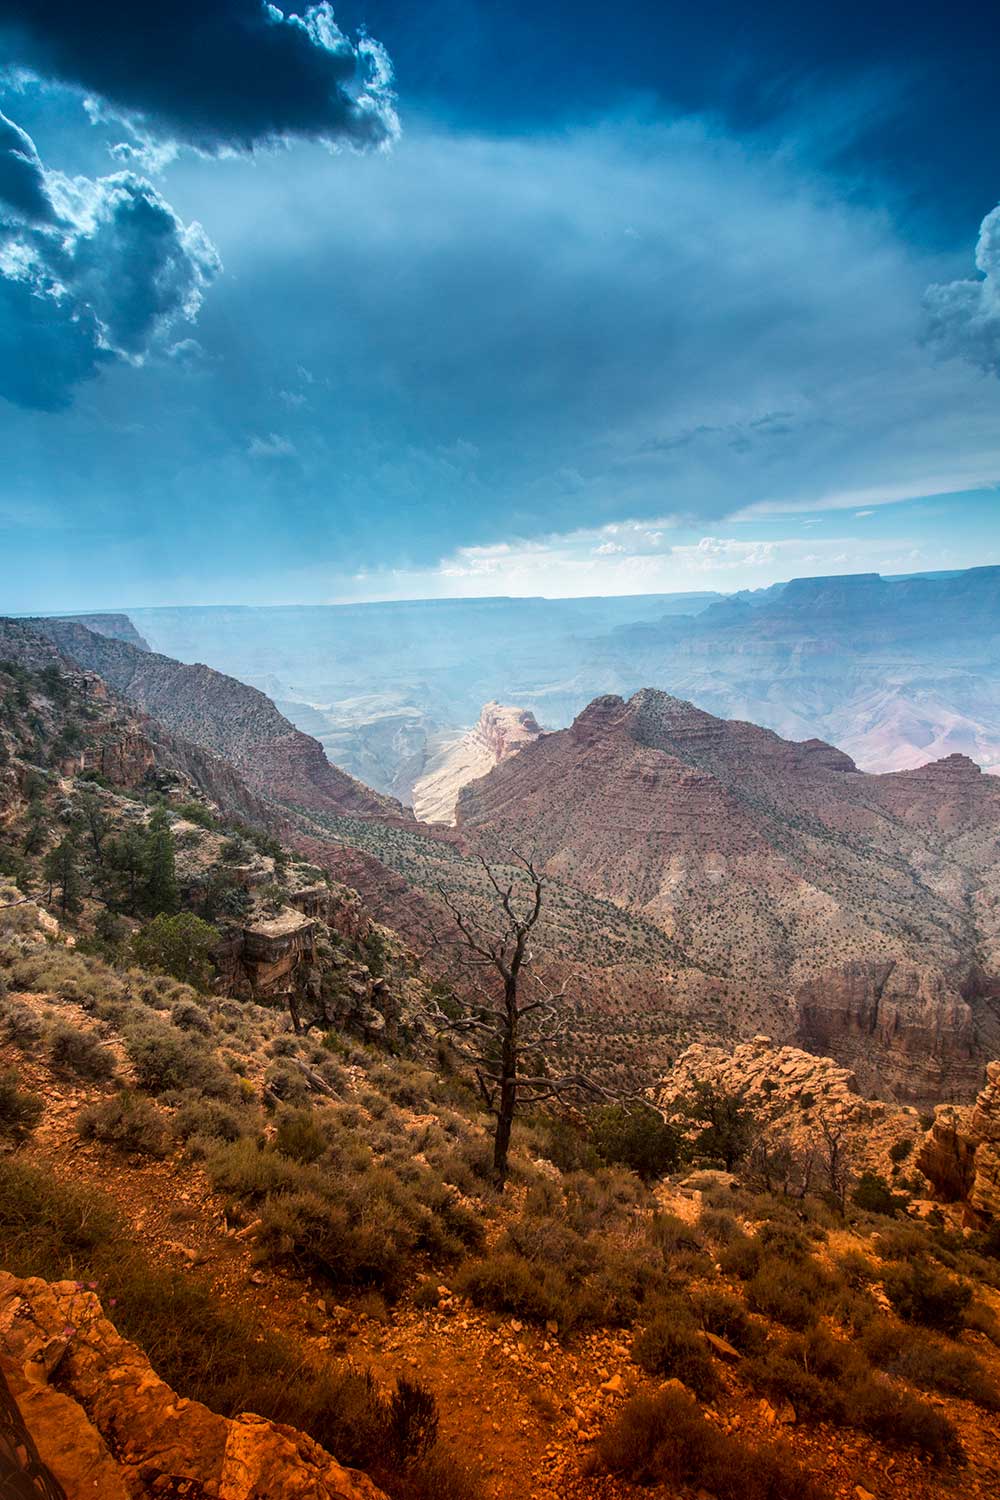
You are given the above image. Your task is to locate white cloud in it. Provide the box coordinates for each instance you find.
[323,516,959,603]
[924,204,1000,375]
[247,432,296,459]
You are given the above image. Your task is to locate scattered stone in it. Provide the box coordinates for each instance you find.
[702,1330,741,1360]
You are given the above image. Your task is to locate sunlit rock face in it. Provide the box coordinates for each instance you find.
[412,702,544,824]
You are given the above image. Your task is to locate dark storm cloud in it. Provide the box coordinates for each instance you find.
[0,276,110,409]
[924,206,1000,376]
[0,114,219,408]
[0,108,56,222]
[0,1,398,153]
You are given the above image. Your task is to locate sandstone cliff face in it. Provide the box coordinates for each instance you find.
[412,701,544,823]
[55,612,152,651]
[918,1061,1000,1220]
[794,960,984,1106]
[0,1273,386,1500]
[969,1061,1000,1219]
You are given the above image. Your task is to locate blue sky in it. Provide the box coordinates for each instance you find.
[1,2,999,610]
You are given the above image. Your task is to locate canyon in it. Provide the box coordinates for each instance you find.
[81,565,1000,800]
[7,612,1000,1106]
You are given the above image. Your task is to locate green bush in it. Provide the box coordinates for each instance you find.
[589,1103,682,1181]
[882,1261,972,1338]
[131,911,219,989]
[852,1171,907,1217]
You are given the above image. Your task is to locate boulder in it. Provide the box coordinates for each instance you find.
[0,1273,387,1500]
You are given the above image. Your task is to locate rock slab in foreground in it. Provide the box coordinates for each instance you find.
[0,1272,387,1500]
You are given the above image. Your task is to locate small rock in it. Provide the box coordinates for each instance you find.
[702,1330,741,1360]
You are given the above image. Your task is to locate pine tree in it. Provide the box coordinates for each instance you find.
[106,828,148,913]
[22,800,48,855]
[43,836,82,915]
[143,807,178,915]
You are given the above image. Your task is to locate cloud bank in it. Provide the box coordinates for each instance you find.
[0,112,219,408]
[0,1,398,153]
[924,204,1000,376]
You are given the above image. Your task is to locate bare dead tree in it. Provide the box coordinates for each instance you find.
[427,850,607,1190]
[817,1113,855,1215]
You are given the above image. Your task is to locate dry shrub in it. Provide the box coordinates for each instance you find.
[77,1091,170,1158]
[861,1317,1000,1408]
[747,1327,964,1464]
[49,1020,116,1082]
[0,1068,43,1143]
[632,1311,718,1399]
[591,1385,826,1499]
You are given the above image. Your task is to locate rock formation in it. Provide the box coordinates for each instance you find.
[594,565,1000,774]
[794,960,983,1105]
[918,1060,1000,1221]
[659,1036,922,1173]
[54,612,152,651]
[0,1273,386,1500]
[413,701,544,823]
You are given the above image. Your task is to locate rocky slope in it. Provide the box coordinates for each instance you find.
[24,617,403,821]
[457,689,1000,1103]
[413,702,544,823]
[0,618,269,828]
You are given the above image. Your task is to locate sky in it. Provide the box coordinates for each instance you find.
[1,1,999,611]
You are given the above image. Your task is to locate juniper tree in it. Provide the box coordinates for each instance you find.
[429,851,606,1190]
